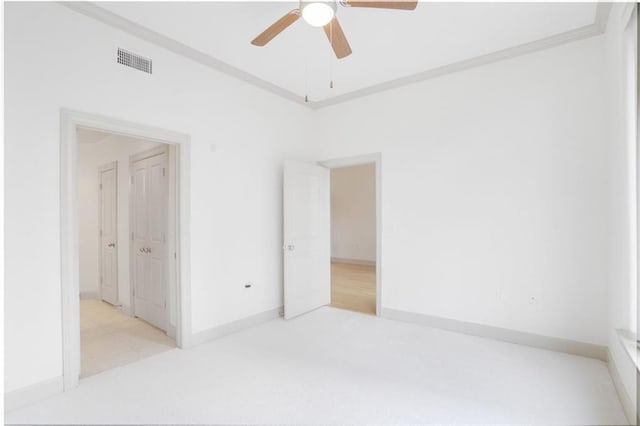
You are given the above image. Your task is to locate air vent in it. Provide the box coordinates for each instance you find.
[117,48,152,74]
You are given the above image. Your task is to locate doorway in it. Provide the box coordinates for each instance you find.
[61,110,191,390]
[77,130,177,378]
[328,163,377,315]
[282,154,381,319]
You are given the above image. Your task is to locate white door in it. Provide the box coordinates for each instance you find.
[132,151,168,330]
[283,161,331,319]
[100,163,118,305]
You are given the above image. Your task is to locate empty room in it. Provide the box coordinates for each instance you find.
[3,1,639,425]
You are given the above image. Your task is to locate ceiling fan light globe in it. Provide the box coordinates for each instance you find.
[302,2,335,27]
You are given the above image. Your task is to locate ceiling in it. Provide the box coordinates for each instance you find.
[87,2,602,106]
[77,128,111,144]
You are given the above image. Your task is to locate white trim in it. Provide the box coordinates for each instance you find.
[98,160,118,305]
[60,2,303,106]
[381,307,608,361]
[60,2,610,110]
[189,307,283,347]
[620,2,636,31]
[321,153,382,316]
[331,257,376,266]
[79,291,100,300]
[60,109,192,392]
[607,348,637,425]
[4,376,64,412]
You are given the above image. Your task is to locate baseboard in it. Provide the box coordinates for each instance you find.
[331,257,376,266]
[607,348,637,425]
[188,306,283,348]
[166,323,177,340]
[79,291,99,300]
[381,308,608,361]
[116,304,132,316]
[4,376,63,412]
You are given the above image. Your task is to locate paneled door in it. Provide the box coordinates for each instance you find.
[100,162,118,305]
[131,150,168,330]
[283,161,331,319]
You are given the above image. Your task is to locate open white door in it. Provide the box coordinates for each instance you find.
[283,161,331,319]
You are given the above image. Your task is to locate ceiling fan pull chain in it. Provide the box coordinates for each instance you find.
[329,20,334,89]
[305,24,309,103]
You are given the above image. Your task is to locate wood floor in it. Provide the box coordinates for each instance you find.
[330,262,376,315]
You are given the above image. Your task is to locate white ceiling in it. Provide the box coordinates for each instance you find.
[93,1,599,104]
[77,128,111,144]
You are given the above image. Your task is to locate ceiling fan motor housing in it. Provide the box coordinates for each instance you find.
[300,0,337,27]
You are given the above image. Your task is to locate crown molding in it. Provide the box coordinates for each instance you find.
[60,1,307,107]
[60,2,610,110]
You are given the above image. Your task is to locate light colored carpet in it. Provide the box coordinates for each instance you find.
[7,307,627,425]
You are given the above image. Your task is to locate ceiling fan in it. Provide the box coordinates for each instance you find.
[250,0,418,59]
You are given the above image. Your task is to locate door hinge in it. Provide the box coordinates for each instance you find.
[130,176,134,184]
[99,183,102,190]
[162,233,166,243]
[100,276,103,284]
[131,232,134,241]
[174,252,177,259]
[163,167,166,177]
[164,300,167,309]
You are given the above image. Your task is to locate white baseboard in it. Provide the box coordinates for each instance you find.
[607,348,637,425]
[4,376,63,412]
[381,308,608,361]
[79,291,99,300]
[188,306,283,348]
[331,257,376,266]
[116,304,132,316]
[166,323,177,340]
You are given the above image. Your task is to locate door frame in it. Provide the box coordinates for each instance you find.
[128,145,174,335]
[320,153,382,316]
[98,161,118,304]
[60,109,192,391]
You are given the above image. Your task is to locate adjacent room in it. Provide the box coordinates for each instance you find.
[77,129,177,378]
[4,1,639,425]
[329,163,377,315]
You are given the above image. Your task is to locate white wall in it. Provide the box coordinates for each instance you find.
[4,0,626,404]
[77,135,165,302]
[311,35,610,346]
[604,2,638,417]
[4,2,313,394]
[330,164,376,262]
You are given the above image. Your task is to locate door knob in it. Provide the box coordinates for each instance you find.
[286,245,295,251]
[108,243,115,248]
[139,247,145,253]
[146,247,152,253]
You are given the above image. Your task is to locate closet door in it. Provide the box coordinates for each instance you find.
[131,152,168,330]
[99,163,118,305]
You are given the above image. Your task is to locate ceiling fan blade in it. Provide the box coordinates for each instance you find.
[323,17,352,59]
[251,9,300,46]
[345,1,417,10]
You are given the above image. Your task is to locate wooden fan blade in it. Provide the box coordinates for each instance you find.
[345,0,417,10]
[251,9,300,46]
[323,17,352,59]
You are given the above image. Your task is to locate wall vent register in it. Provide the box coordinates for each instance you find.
[117,48,152,74]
